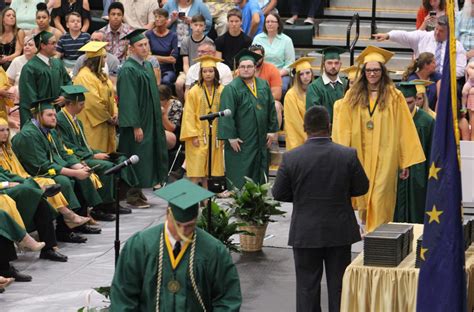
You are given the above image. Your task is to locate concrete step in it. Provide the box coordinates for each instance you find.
[324,6,417,20]
[318,19,415,39]
[328,0,420,11]
[312,35,412,51]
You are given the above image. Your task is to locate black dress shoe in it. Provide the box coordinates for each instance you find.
[75,225,102,235]
[39,249,68,262]
[90,209,116,221]
[0,265,32,282]
[102,204,132,215]
[56,232,88,243]
[0,288,4,293]
[43,184,62,197]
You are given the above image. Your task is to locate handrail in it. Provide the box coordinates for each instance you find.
[371,0,377,37]
[346,13,360,66]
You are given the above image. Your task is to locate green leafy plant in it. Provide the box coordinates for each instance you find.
[198,201,249,253]
[231,177,285,226]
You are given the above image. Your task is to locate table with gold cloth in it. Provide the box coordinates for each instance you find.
[341,224,474,312]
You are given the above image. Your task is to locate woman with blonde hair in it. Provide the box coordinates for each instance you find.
[284,57,315,150]
[332,46,425,233]
[180,55,224,188]
[412,79,437,118]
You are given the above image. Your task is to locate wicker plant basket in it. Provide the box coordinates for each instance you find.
[239,224,268,252]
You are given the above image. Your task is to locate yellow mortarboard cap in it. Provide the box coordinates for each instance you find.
[411,79,434,94]
[289,57,316,73]
[341,65,360,81]
[79,41,108,58]
[154,179,214,223]
[193,55,223,68]
[356,45,394,64]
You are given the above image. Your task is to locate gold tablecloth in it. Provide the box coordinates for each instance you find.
[341,224,474,312]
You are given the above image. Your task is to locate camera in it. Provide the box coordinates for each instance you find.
[178,12,185,18]
[429,11,436,17]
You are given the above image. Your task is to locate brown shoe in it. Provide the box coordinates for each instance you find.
[127,198,151,209]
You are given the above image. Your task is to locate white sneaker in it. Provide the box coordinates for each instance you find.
[304,17,315,25]
[285,17,296,25]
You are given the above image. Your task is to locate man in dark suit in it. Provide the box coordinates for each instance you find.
[272,106,369,312]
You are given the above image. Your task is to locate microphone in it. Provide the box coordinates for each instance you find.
[104,155,139,175]
[199,109,232,121]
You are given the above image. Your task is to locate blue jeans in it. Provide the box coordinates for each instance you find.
[290,0,321,18]
[161,70,177,87]
[103,0,114,17]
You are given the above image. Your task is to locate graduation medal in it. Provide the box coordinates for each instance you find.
[167,279,181,293]
[366,120,374,130]
[367,96,379,131]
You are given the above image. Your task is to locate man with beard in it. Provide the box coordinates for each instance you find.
[306,47,347,122]
[218,49,279,189]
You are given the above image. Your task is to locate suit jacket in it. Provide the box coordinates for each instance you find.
[272,137,369,248]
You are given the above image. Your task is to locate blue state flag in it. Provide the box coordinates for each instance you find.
[416,19,467,312]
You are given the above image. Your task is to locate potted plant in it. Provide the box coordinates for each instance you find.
[197,201,248,253]
[231,177,285,252]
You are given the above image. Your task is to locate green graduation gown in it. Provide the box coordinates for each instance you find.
[18,55,71,126]
[110,224,242,312]
[56,110,139,204]
[217,77,279,189]
[305,76,347,121]
[12,120,102,209]
[0,209,26,242]
[117,58,168,188]
[394,108,434,223]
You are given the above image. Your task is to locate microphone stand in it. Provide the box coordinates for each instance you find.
[114,173,120,266]
[206,116,217,233]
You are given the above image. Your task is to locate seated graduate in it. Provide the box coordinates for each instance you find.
[12,98,104,243]
[110,179,242,311]
[56,85,140,218]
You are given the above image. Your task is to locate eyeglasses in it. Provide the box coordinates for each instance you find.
[265,20,278,24]
[365,68,382,74]
[239,65,255,70]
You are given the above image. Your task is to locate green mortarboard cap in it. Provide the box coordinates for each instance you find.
[120,29,147,45]
[154,179,214,223]
[61,85,89,102]
[234,49,263,65]
[320,47,346,60]
[30,97,57,114]
[397,81,420,98]
[33,30,54,48]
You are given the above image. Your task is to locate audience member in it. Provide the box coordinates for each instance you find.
[235,0,263,38]
[18,3,63,46]
[462,62,474,140]
[284,57,315,150]
[0,8,22,70]
[181,55,225,187]
[332,46,425,233]
[218,49,278,189]
[52,0,91,33]
[146,8,179,87]
[416,0,445,31]
[285,0,321,25]
[118,0,158,29]
[10,0,54,31]
[215,8,252,69]
[99,1,133,63]
[56,12,91,68]
[258,0,278,15]
[252,13,295,95]
[203,0,235,36]
[374,15,467,78]
[402,52,441,111]
[18,30,71,126]
[456,0,474,61]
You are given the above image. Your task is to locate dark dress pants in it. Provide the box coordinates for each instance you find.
[293,245,351,312]
[0,235,17,271]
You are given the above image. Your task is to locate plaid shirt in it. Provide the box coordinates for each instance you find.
[100,23,134,63]
[456,13,474,52]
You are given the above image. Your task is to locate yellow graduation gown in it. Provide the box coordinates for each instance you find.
[0,145,69,210]
[74,67,117,153]
[180,84,224,178]
[0,194,25,229]
[284,87,307,150]
[332,87,425,232]
[0,67,13,116]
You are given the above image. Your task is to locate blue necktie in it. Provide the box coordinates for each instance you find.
[435,41,443,73]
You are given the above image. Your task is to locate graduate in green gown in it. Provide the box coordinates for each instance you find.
[218,49,279,189]
[56,85,139,217]
[394,82,434,223]
[12,98,103,243]
[306,47,348,121]
[18,31,71,127]
[111,179,242,311]
[116,29,168,206]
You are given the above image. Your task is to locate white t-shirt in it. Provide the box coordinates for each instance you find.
[185,62,233,87]
[6,55,28,86]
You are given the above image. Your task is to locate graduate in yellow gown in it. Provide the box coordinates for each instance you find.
[74,42,118,153]
[332,46,425,233]
[412,79,437,119]
[0,116,90,229]
[180,56,225,187]
[284,57,315,150]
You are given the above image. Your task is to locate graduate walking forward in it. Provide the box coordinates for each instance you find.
[218,49,279,189]
[110,179,242,311]
[117,29,168,208]
[18,31,71,127]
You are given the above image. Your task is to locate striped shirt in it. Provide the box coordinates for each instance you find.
[56,32,91,61]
